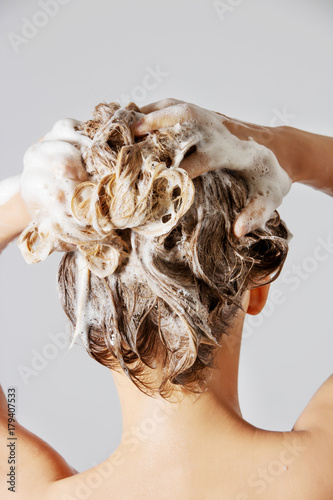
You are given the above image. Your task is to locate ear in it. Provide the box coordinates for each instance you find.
[246,284,270,316]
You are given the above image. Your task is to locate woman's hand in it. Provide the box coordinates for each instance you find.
[134,99,293,237]
[0,119,89,252]
[21,124,89,219]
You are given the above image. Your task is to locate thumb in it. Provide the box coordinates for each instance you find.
[234,195,270,238]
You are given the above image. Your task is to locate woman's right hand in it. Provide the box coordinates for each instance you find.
[134,99,293,237]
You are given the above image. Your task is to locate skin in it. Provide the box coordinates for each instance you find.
[1,99,333,499]
[135,98,333,236]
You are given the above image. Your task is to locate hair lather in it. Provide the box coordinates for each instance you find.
[18,102,198,277]
[54,102,290,398]
[18,101,290,397]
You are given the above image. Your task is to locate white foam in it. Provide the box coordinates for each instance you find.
[19,120,96,345]
[42,118,92,147]
[69,251,91,349]
[194,109,291,230]
[19,104,292,350]
[153,103,292,233]
[21,126,89,218]
[19,111,198,350]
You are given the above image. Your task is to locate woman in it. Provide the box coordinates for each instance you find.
[0,98,332,500]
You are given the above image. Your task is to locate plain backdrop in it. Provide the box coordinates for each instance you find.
[0,0,332,473]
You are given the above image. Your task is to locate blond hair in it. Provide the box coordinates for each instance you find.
[56,102,289,398]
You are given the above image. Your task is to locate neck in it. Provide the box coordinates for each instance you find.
[111,308,246,453]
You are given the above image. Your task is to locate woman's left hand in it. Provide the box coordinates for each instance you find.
[134,98,292,237]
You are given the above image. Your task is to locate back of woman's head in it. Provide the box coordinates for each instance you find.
[55,102,289,398]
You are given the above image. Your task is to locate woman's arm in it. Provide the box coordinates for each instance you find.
[0,382,77,500]
[0,185,76,498]
[222,120,333,195]
[136,99,333,193]
[0,191,31,251]
[134,99,333,236]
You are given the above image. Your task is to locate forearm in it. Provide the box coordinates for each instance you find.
[277,126,333,194]
[0,192,31,251]
[223,117,333,194]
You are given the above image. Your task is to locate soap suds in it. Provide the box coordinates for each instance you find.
[18,103,198,347]
[17,101,292,348]
[69,251,91,349]
[154,103,292,233]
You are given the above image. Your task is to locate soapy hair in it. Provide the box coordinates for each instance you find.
[57,101,289,398]
[18,102,196,276]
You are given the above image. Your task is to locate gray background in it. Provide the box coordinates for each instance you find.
[0,0,332,473]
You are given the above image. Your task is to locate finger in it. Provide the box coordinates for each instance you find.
[134,103,193,136]
[234,196,270,238]
[179,150,213,179]
[140,98,184,115]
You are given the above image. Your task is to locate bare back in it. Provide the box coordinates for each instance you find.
[1,380,333,500]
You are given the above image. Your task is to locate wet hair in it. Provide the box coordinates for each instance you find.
[57,102,289,398]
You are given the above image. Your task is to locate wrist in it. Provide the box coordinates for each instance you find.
[223,118,300,184]
[269,126,305,184]
[0,193,32,246]
[258,126,298,183]
[278,126,333,193]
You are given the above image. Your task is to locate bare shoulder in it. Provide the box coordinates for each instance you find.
[245,427,332,500]
[2,376,333,500]
[293,373,333,435]
[0,385,76,500]
[286,372,333,499]
[292,371,333,489]
[248,373,333,500]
